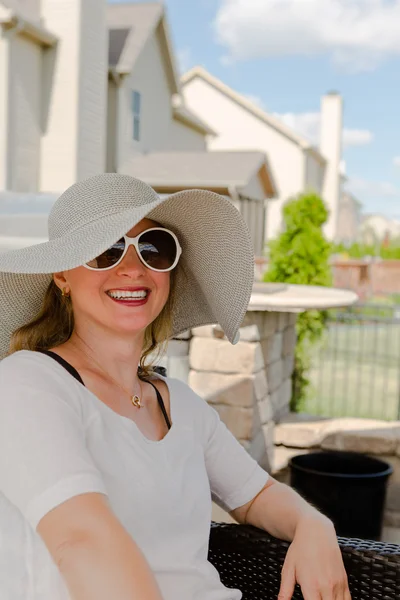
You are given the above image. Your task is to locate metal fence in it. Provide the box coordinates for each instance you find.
[302,303,400,421]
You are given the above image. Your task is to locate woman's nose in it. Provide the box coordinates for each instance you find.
[116,245,146,274]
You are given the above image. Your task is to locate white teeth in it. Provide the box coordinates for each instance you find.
[108,290,148,299]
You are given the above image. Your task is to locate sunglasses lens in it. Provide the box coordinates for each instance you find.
[86,238,126,269]
[139,229,178,271]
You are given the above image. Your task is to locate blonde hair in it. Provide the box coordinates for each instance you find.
[8,271,177,379]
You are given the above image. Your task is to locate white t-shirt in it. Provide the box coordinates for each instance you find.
[0,350,269,600]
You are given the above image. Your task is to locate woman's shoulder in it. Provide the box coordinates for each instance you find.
[152,372,199,401]
[1,349,56,374]
[154,373,216,418]
[0,350,80,396]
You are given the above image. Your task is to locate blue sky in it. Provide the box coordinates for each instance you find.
[110,0,400,219]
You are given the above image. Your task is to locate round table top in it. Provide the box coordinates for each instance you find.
[249,283,358,312]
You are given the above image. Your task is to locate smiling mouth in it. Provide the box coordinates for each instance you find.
[106,289,149,300]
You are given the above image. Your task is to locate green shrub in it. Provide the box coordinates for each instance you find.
[263,192,332,411]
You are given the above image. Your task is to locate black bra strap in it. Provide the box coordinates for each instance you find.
[142,379,172,430]
[38,349,85,385]
[37,349,171,430]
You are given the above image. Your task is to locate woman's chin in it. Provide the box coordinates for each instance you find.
[107,314,154,335]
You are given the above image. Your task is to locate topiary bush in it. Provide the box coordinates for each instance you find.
[263,192,332,412]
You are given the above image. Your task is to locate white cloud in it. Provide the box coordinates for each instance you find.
[393,156,400,167]
[343,129,374,146]
[347,177,400,198]
[275,112,373,147]
[214,0,400,71]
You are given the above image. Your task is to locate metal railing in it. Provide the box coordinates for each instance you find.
[302,303,400,421]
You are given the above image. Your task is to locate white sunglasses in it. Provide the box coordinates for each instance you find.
[83,227,182,272]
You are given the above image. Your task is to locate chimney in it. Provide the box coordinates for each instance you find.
[39,0,108,192]
[319,92,343,241]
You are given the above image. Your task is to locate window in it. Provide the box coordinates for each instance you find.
[132,90,141,141]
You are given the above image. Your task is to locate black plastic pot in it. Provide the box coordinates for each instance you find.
[289,451,393,540]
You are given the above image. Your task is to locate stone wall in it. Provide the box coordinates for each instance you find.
[273,414,400,530]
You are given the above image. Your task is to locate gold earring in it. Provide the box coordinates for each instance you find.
[62,287,70,297]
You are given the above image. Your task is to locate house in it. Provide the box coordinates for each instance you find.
[0,0,275,256]
[181,67,344,242]
[360,214,400,244]
[121,150,276,256]
[106,3,276,255]
[337,191,363,245]
[106,2,214,172]
[0,0,108,192]
[0,0,213,194]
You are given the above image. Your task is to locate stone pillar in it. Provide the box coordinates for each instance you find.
[188,310,297,471]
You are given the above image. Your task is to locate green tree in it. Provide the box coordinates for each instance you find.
[263,192,332,411]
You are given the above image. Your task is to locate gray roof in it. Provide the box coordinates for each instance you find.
[123,151,271,192]
[107,2,163,71]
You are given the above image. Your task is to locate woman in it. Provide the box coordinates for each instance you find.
[0,174,350,600]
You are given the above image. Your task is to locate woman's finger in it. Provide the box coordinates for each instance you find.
[298,583,322,600]
[340,583,351,600]
[277,560,296,600]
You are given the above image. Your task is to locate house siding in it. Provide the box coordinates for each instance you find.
[8,33,42,192]
[106,79,117,172]
[168,118,207,151]
[116,26,172,169]
[182,77,305,241]
[114,26,205,172]
[0,29,10,189]
[241,173,267,256]
[304,152,324,196]
[77,0,107,179]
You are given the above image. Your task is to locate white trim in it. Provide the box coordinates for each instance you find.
[0,14,57,47]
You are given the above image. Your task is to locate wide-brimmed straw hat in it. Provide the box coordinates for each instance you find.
[0,173,254,360]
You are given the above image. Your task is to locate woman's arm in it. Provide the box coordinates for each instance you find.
[230,477,351,599]
[38,492,163,600]
[230,476,332,541]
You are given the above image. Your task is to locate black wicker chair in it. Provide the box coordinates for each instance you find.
[208,522,400,599]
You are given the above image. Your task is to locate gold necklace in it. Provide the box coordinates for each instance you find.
[72,342,143,408]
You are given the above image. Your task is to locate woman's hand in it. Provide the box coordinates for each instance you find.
[278,514,352,600]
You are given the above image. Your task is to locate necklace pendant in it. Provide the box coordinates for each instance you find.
[131,395,142,408]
